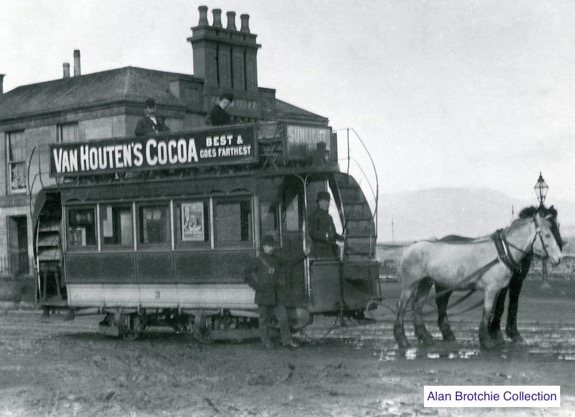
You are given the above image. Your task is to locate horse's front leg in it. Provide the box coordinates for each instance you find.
[435,284,455,342]
[479,286,500,349]
[505,273,525,343]
[488,286,508,345]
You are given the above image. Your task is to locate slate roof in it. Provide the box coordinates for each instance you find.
[0,66,328,124]
[275,99,328,124]
[0,67,189,121]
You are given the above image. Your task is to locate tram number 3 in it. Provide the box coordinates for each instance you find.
[155,291,161,299]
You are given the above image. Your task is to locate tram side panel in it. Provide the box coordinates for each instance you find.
[65,250,256,310]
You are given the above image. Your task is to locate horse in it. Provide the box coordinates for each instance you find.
[393,212,562,349]
[433,206,562,344]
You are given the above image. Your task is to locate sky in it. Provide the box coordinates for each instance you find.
[1,0,574,207]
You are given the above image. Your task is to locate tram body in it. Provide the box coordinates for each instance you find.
[33,121,380,339]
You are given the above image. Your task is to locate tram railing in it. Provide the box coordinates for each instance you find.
[333,128,379,242]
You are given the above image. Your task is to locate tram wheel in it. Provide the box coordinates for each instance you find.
[191,315,214,345]
[121,314,144,341]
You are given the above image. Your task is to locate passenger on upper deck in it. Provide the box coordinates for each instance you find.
[308,191,343,259]
[208,93,234,126]
[134,98,170,136]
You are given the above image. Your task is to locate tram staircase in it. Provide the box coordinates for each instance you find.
[35,197,64,303]
[333,172,376,259]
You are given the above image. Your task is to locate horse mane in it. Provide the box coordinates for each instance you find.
[518,204,558,219]
[518,206,538,219]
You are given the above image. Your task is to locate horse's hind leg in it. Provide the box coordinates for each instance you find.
[435,284,455,342]
[394,283,416,348]
[412,277,434,346]
[479,287,500,349]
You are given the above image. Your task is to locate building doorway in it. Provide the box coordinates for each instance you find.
[8,216,29,275]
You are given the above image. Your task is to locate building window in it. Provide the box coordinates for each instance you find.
[67,207,97,249]
[6,131,26,193]
[57,123,79,143]
[138,204,170,248]
[214,198,252,247]
[101,204,133,249]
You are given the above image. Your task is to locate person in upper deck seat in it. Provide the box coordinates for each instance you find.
[135,98,170,136]
[208,93,234,126]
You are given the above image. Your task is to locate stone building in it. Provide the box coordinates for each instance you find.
[0,6,327,278]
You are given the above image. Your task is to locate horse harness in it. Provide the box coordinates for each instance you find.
[492,217,547,273]
[424,216,547,317]
[433,219,541,302]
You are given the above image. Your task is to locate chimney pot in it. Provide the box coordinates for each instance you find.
[63,63,70,78]
[198,6,209,26]
[73,50,81,76]
[226,11,237,30]
[212,9,222,28]
[0,74,4,94]
[240,14,250,33]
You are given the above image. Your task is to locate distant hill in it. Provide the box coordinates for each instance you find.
[377,188,575,253]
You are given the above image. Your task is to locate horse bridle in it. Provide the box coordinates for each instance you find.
[504,216,550,262]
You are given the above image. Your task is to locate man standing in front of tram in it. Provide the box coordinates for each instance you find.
[244,235,306,349]
[134,98,170,136]
[308,191,343,258]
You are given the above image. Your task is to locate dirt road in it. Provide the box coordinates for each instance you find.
[1,283,575,417]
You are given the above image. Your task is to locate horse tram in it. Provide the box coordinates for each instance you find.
[31,121,380,341]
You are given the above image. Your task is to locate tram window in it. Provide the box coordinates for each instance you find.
[260,202,278,238]
[284,196,300,232]
[214,199,252,247]
[175,201,210,248]
[100,205,133,248]
[67,207,97,249]
[138,204,170,247]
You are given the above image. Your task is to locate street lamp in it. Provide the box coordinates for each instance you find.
[534,172,551,289]
[533,172,549,208]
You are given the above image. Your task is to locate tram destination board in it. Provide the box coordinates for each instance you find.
[49,125,257,177]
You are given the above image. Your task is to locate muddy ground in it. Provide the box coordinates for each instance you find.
[1,280,575,417]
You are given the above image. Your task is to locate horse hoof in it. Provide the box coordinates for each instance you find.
[506,329,524,343]
[442,332,456,342]
[509,334,524,343]
[418,336,434,346]
[397,341,410,349]
[480,336,498,350]
[490,330,505,346]
[395,336,410,349]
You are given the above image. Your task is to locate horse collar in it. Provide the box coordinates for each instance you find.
[491,229,522,273]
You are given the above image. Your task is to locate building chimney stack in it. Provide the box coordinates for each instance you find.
[198,5,209,26]
[212,9,222,28]
[73,50,81,76]
[0,74,4,94]
[63,63,70,78]
[226,11,236,30]
[240,14,250,33]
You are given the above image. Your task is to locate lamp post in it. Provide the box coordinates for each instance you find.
[534,172,551,290]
